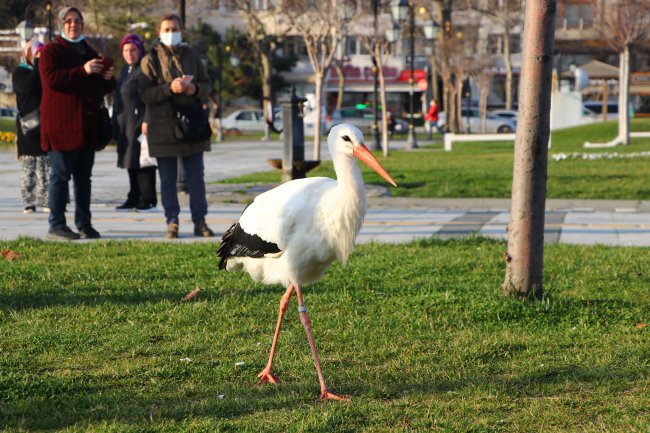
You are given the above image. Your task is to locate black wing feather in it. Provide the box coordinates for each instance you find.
[217,222,281,270]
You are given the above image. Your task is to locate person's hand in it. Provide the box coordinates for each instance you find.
[141,122,148,136]
[84,58,103,75]
[183,82,197,96]
[101,66,114,80]
[170,77,185,94]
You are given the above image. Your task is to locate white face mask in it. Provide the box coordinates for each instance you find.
[160,32,182,47]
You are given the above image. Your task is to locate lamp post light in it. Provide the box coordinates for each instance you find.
[391,0,418,149]
[46,2,53,41]
[16,20,35,43]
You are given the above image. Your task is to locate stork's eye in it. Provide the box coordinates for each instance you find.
[342,135,352,142]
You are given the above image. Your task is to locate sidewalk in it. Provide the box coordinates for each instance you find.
[2,141,650,246]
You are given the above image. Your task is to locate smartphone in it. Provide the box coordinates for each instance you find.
[99,55,114,74]
[181,75,194,82]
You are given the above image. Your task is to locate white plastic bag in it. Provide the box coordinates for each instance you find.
[138,134,156,168]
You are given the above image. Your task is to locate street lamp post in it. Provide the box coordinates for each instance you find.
[389,2,439,149]
[46,3,52,41]
[371,0,381,151]
[391,0,417,149]
[216,43,224,142]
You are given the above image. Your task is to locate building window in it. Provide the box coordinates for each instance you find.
[562,2,594,29]
[487,34,501,55]
[284,36,307,57]
[250,0,268,11]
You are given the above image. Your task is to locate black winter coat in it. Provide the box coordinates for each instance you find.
[12,60,45,156]
[113,63,145,169]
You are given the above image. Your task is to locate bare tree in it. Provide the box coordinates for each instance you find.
[503,0,557,300]
[280,0,341,160]
[475,65,495,133]
[359,3,394,156]
[588,0,650,147]
[231,1,292,137]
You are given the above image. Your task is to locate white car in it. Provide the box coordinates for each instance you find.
[583,101,618,121]
[439,107,516,133]
[221,109,265,132]
[490,109,518,121]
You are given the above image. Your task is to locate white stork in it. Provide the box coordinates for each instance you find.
[217,124,396,401]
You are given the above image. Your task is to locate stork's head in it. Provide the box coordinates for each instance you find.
[328,123,397,187]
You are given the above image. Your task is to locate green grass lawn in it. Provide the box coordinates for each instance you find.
[218,119,650,200]
[1,238,648,432]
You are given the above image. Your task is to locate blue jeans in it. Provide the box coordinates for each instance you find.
[430,121,445,136]
[48,148,95,229]
[157,153,208,225]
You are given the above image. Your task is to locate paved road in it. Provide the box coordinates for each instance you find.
[2,140,650,246]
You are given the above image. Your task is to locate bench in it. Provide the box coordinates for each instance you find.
[444,133,517,151]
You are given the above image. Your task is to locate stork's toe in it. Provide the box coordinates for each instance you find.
[257,367,280,384]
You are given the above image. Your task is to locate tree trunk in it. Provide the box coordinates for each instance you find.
[504,20,514,110]
[313,73,324,161]
[430,54,438,101]
[618,44,631,145]
[503,13,512,110]
[503,0,557,300]
[334,63,345,110]
[377,51,390,157]
[260,50,273,140]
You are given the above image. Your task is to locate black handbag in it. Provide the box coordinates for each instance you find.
[18,108,40,136]
[172,101,212,142]
[96,103,113,151]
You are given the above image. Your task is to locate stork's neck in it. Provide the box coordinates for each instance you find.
[333,153,366,206]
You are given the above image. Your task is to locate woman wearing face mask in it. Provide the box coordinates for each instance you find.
[113,33,157,212]
[39,6,116,240]
[138,13,214,239]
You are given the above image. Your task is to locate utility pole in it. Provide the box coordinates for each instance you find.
[503,1,557,300]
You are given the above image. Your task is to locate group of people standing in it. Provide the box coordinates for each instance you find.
[12,6,214,240]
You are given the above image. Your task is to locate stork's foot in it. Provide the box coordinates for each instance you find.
[257,367,280,384]
[320,390,350,402]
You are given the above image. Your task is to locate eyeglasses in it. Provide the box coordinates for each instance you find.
[63,19,83,25]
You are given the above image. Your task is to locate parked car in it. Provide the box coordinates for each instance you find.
[326,106,407,135]
[490,109,518,121]
[221,109,266,132]
[439,107,517,133]
[0,107,17,120]
[582,101,618,121]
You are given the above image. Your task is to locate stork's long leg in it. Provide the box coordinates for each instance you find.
[257,284,294,384]
[294,284,350,402]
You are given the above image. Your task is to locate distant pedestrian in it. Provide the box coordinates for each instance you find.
[113,33,157,212]
[424,99,445,137]
[40,6,116,240]
[12,39,49,214]
[138,12,215,239]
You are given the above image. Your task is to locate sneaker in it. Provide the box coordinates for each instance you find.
[23,206,36,213]
[194,222,215,237]
[48,225,80,240]
[166,223,179,239]
[136,203,158,213]
[42,207,50,213]
[78,225,101,239]
[116,202,137,211]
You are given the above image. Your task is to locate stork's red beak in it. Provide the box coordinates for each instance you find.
[353,144,397,187]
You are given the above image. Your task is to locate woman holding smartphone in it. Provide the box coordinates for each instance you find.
[138,13,214,239]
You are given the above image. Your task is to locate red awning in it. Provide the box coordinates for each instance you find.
[396,69,427,82]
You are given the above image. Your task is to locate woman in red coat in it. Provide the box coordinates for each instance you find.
[424,98,445,137]
[39,6,115,240]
